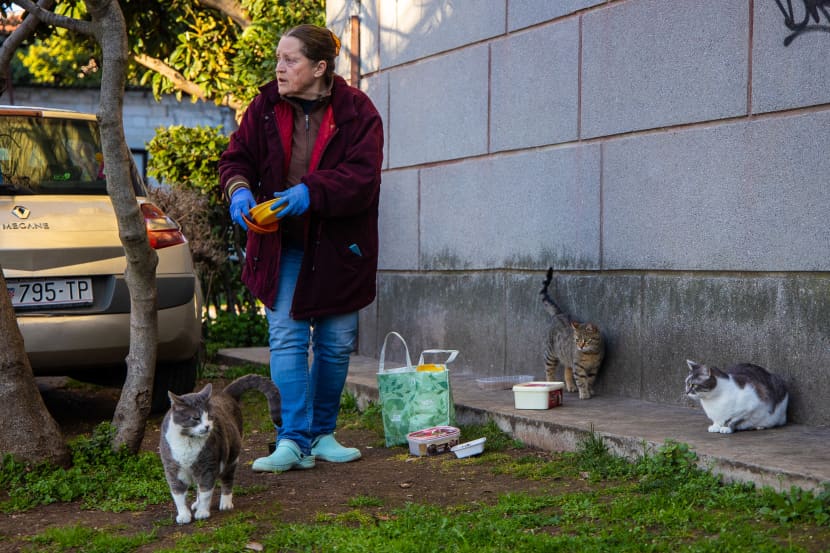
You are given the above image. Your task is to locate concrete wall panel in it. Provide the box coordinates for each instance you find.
[582,0,748,138]
[490,21,579,151]
[374,273,505,374]
[379,0,505,68]
[507,0,606,32]
[388,46,489,167]
[377,169,420,271]
[360,72,389,170]
[751,0,830,113]
[603,112,830,271]
[419,145,601,270]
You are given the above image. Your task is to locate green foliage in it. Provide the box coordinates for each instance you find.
[760,483,830,525]
[228,0,327,107]
[147,125,257,320]
[147,125,229,199]
[12,0,325,109]
[638,439,699,477]
[572,428,636,480]
[15,34,100,87]
[458,419,521,452]
[347,495,384,508]
[336,394,386,444]
[204,310,269,357]
[0,423,168,513]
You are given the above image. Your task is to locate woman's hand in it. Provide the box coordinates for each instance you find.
[273,183,310,218]
[230,188,256,230]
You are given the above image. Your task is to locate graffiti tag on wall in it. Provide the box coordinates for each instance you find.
[776,0,830,45]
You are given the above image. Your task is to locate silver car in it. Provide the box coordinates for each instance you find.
[0,106,202,411]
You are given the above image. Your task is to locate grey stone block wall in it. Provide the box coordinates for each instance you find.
[581,0,749,138]
[329,0,830,427]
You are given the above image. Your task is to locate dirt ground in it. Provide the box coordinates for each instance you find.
[0,377,559,552]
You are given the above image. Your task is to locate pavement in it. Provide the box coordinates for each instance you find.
[217,348,830,493]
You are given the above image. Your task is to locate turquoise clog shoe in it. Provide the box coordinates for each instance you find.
[252,439,315,472]
[311,433,362,463]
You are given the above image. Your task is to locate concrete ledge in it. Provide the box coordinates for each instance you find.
[217,349,830,493]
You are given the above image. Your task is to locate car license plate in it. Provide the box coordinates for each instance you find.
[7,278,94,308]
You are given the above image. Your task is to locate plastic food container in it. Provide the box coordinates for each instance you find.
[407,426,460,457]
[451,437,486,458]
[475,375,534,391]
[242,198,285,234]
[512,381,565,410]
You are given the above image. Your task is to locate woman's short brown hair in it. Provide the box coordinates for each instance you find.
[284,24,341,86]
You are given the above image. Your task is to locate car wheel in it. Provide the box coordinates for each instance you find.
[152,356,199,413]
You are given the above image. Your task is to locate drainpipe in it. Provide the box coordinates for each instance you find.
[349,2,360,87]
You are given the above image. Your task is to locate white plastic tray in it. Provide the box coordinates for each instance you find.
[475,375,534,391]
[451,437,486,458]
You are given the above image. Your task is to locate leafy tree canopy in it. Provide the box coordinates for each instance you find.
[2,0,325,111]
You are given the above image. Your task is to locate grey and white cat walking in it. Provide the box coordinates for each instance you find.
[685,360,788,434]
[159,374,281,524]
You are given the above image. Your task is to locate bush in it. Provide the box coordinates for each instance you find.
[204,310,269,359]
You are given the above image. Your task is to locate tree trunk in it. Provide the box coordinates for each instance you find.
[7,0,160,455]
[87,0,159,453]
[0,270,71,467]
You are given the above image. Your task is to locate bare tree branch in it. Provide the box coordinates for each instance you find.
[196,0,251,29]
[0,0,54,96]
[131,52,245,112]
[15,0,94,35]
[131,52,209,101]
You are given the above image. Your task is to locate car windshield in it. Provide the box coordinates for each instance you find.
[0,115,107,195]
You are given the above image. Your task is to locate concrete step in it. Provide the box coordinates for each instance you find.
[217,348,830,493]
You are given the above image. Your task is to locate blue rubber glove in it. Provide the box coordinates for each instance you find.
[272,183,310,218]
[229,187,256,231]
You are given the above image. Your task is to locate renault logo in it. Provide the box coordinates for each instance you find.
[11,206,30,219]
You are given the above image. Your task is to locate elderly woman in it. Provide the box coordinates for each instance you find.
[219,24,383,472]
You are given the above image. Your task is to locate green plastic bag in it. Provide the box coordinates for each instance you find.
[377,332,457,447]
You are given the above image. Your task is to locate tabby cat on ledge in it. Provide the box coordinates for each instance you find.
[685,360,788,434]
[540,267,605,399]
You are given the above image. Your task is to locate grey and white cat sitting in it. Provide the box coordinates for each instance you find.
[159,374,281,524]
[685,360,788,434]
[540,267,605,399]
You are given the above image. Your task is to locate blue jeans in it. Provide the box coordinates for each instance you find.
[265,247,358,454]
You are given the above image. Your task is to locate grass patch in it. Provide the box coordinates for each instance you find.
[23,524,155,553]
[7,362,830,552]
[0,423,169,513]
[153,514,258,553]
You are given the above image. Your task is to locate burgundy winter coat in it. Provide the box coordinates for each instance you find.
[218,75,384,319]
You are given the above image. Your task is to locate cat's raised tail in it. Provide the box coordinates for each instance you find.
[540,267,563,317]
[223,374,282,427]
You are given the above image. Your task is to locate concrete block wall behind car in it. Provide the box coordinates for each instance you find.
[335,0,830,426]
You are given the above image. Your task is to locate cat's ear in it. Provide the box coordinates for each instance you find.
[198,383,213,399]
[686,360,699,372]
[571,321,579,329]
[168,391,184,406]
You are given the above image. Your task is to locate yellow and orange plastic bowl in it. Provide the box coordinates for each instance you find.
[242,197,284,234]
